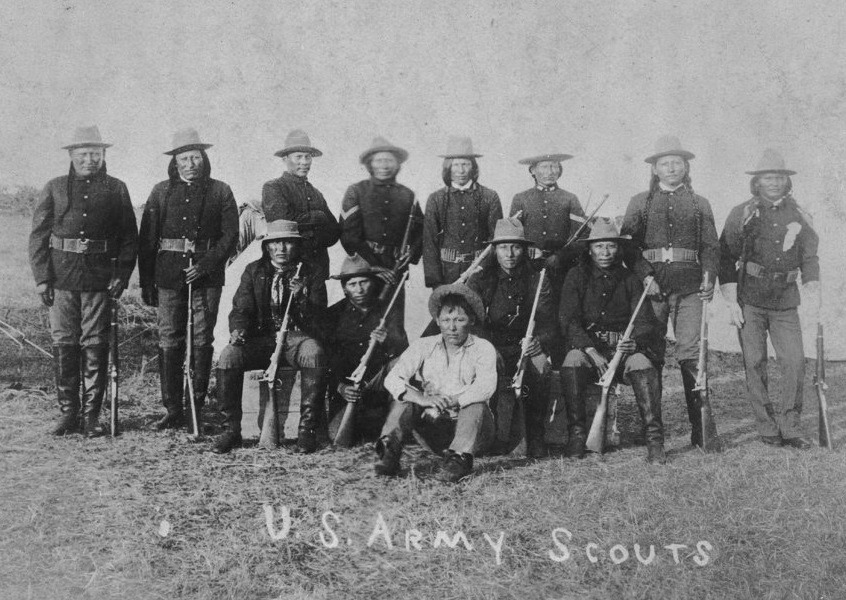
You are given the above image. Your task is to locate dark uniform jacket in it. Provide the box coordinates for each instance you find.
[467,262,557,353]
[29,164,138,291]
[229,257,326,340]
[321,295,408,379]
[422,183,503,288]
[139,158,238,290]
[621,186,720,295]
[339,177,423,269]
[719,195,819,310]
[262,171,340,278]
[559,261,661,359]
[510,186,586,253]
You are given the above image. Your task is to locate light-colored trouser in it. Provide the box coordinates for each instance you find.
[562,349,654,375]
[380,400,495,456]
[651,291,702,363]
[49,289,110,347]
[738,304,805,439]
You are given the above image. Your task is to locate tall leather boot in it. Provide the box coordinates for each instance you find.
[188,346,214,434]
[155,347,185,430]
[52,345,81,436]
[679,359,703,448]
[561,367,591,458]
[211,368,244,454]
[525,373,550,458]
[80,345,109,438]
[294,367,327,454]
[630,368,666,463]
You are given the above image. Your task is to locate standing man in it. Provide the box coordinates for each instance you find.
[339,136,423,299]
[509,151,587,286]
[466,218,556,457]
[422,136,503,289]
[621,136,720,448]
[559,219,665,462]
[719,150,819,450]
[262,129,340,283]
[30,125,138,437]
[139,128,239,431]
[212,220,328,454]
[323,254,409,446]
[375,284,497,482]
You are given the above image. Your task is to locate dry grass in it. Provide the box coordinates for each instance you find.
[2,212,846,600]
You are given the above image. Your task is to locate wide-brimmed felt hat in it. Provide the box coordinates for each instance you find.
[331,254,381,280]
[439,136,483,159]
[746,149,796,176]
[164,128,213,155]
[644,135,695,164]
[518,152,573,165]
[485,217,534,245]
[274,129,323,158]
[62,125,112,150]
[359,136,409,165]
[577,217,632,244]
[428,283,485,322]
[262,220,302,242]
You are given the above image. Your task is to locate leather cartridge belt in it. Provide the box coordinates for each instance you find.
[745,261,800,283]
[528,247,552,260]
[591,330,623,346]
[159,238,212,253]
[440,248,481,263]
[643,247,698,264]
[366,240,401,259]
[50,234,111,254]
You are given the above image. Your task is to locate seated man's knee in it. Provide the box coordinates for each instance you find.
[296,338,326,368]
[562,349,592,368]
[624,352,654,373]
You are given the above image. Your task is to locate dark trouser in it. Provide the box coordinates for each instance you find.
[562,349,664,446]
[493,345,550,453]
[379,401,495,457]
[327,360,396,444]
[217,333,326,439]
[738,304,806,438]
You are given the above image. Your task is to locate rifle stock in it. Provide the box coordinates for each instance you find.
[816,323,832,449]
[334,271,409,447]
[454,211,523,285]
[109,258,120,437]
[585,277,653,454]
[378,200,418,303]
[511,268,547,399]
[694,273,722,452]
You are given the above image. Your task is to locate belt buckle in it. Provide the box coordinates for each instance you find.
[661,247,672,263]
[78,238,90,253]
[184,239,196,253]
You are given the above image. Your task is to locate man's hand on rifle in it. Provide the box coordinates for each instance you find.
[36,282,54,307]
[720,283,745,329]
[338,382,362,404]
[643,276,661,297]
[229,329,246,346]
[370,325,388,344]
[287,275,305,297]
[616,337,637,356]
[183,264,204,284]
[585,347,609,376]
[698,275,715,301]
[108,277,125,299]
[141,286,158,307]
[374,266,397,287]
[522,336,543,357]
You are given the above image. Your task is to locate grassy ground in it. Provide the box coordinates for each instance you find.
[2,212,845,600]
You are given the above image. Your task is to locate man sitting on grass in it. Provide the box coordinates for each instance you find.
[375,283,497,483]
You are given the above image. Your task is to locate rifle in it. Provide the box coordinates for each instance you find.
[454,210,523,285]
[815,320,832,449]
[585,276,653,454]
[334,270,409,447]
[108,258,120,437]
[0,317,53,358]
[693,272,721,452]
[563,194,609,247]
[511,268,547,399]
[378,199,418,303]
[184,250,200,440]
[259,262,303,448]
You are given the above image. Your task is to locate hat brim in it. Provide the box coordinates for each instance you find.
[262,232,303,242]
[745,169,797,176]
[330,270,381,281]
[485,237,534,246]
[63,142,112,150]
[360,146,409,165]
[518,154,573,165]
[576,235,632,245]
[439,153,483,159]
[644,150,695,164]
[165,143,213,156]
[427,284,485,322]
[275,146,323,158]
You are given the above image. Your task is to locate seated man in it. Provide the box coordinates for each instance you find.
[558,218,666,463]
[466,217,556,457]
[212,219,327,455]
[376,284,497,483]
[324,254,409,446]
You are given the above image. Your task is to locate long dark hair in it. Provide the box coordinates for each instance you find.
[750,175,792,197]
[441,157,479,187]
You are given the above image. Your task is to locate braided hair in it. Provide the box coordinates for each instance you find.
[640,161,702,258]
